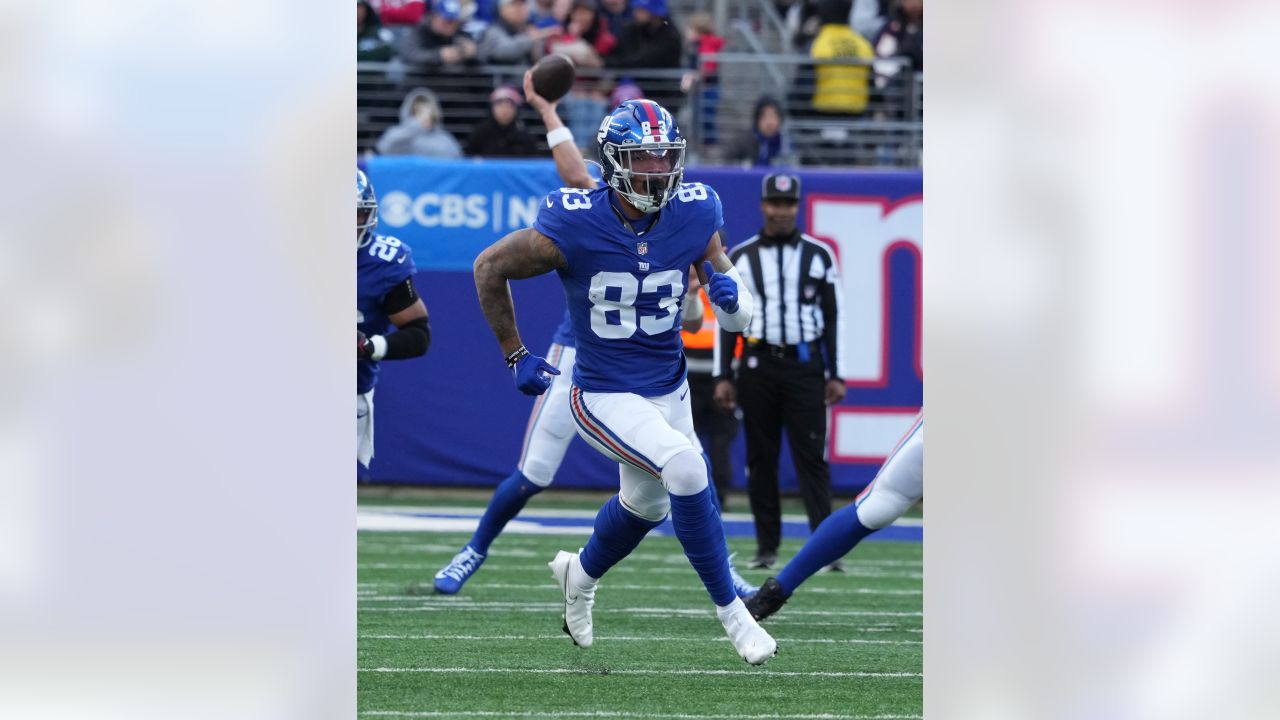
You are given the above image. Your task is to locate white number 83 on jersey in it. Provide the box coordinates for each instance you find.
[588,270,684,339]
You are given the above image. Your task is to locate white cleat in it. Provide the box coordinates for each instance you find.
[717,598,778,665]
[549,550,598,648]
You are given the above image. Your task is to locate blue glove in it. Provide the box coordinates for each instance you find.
[704,261,739,313]
[513,352,561,396]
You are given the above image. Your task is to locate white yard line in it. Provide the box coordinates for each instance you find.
[359,583,920,597]
[358,563,921,580]
[360,707,921,712]
[358,602,921,618]
[358,538,923,567]
[359,633,919,646]
[358,505,923,528]
[357,546,920,568]
[359,667,921,679]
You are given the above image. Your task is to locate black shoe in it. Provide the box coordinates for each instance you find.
[744,577,790,622]
[747,553,776,570]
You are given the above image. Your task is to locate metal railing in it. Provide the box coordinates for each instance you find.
[688,53,921,168]
[358,62,688,157]
[357,58,922,169]
[666,0,791,53]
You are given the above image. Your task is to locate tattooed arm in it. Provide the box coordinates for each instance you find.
[473,227,568,356]
[699,231,754,333]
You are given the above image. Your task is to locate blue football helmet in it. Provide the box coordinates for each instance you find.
[357,169,378,248]
[596,99,686,214]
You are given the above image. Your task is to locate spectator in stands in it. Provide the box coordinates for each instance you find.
[605,0,681,70]
[372,0,428,29]
[399,0,479,68]
[479,0,561,63]
[781,0,823,52]
[529,0,567,28]
[599,0,632,39]
[852,0,891,40]
[681,12,724,146]
[809,0,874,115]
[548,0,618,148]
[359,1,398,61]
[874,0,922,74]
[724,96,796,167]
[375,87,464,158]
[472,0,499,23]
[547,0,615,67]
[464,86,539,156]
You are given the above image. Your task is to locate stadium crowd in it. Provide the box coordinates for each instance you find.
[358,0,923,167]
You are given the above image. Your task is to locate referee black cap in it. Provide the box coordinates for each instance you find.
[762,173,801,201]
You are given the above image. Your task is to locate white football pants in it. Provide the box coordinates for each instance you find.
[516,344,578,487]
[570,379,708,521]
[853,414,923,529]
[357,390,375,468]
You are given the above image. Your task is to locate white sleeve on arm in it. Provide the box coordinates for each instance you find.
[712,265,753,332]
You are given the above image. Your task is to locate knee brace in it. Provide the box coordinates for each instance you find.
[661,450,709,497]
[519,457,557,487]
[619,481,671,523]
[855,485,915,530]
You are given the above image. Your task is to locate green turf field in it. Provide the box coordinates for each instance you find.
[358,500,922,719]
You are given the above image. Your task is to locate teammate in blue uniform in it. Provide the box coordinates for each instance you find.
[357,168,432,468]
[745,413,923,621]
[434,73,715,594]
[472,99,776,664]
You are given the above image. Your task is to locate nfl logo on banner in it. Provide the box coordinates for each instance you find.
[636,241,648,255]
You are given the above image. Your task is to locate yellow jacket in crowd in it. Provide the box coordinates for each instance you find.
[810,23,875,114]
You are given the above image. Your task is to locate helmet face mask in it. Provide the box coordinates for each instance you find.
[357,169,378,248]
[597,100,686,214]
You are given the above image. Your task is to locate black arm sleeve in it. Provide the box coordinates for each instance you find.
[384,316,432,360]
[716,327,737,379]
[819,275,840,379]
[380,277,420,315]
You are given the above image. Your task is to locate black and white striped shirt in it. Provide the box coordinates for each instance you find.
[714,229,847,379]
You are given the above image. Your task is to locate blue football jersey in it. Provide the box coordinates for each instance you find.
[534,183,724,396]
[551,309,575,348]
[357,233,417,394]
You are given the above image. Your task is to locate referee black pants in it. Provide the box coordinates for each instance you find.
[737,350,833,556]
[687,372,740,508]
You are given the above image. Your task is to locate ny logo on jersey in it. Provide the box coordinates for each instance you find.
[637,241,648,255]
[638,261,650,271]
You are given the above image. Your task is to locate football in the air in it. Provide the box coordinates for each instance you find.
[531,54,576,102]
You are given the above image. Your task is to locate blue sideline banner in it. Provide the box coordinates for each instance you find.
[363,157,921,495]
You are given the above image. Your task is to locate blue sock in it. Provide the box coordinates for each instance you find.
[701,453,722,512]
[579,495,662,579]
[776,503,875,594]
[469,470,544,555]
[669,487,735,606]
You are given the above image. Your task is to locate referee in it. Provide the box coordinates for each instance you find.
[713,173,848,570]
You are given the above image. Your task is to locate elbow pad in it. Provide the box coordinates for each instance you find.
[712,266,753,333]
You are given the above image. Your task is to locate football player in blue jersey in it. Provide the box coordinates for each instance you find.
[357,168,432,469]
[472,99,776,664]
[745,413,923,622]
[434,73,718,595]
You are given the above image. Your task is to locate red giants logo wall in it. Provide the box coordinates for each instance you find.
[808,194,922,466]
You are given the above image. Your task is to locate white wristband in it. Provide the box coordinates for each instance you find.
[546,126,574,149]
[370,335,388,361]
